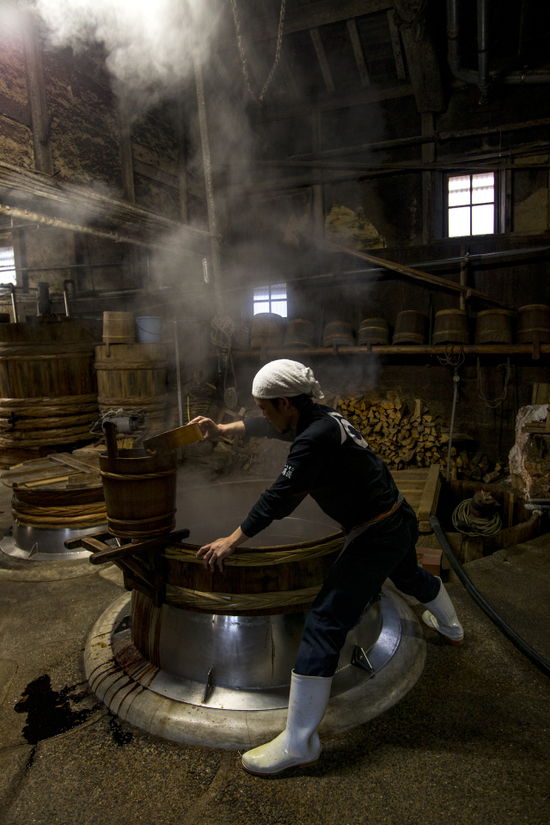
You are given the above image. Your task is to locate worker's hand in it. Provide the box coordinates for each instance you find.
[190,416,220,440]
[197,537,237,572]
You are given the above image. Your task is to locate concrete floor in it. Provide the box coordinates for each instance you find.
[0,468,549,825]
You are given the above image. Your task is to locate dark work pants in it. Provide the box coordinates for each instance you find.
[294,501,440,677]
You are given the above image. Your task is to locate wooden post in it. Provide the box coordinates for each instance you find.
[176,98,189,224]
[117,91,135,204]
[312,108,325,238]
[21,9,52,174]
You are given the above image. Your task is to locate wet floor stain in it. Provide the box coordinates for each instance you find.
[107,713,133,747]
[14,675,99,747]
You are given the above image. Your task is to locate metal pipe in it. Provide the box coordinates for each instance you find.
[173,318,184,428]
[477,0,491,104]
[447,0,550,92]
[446,371,460,483]
[429,516,550,679]
[193,50,223,317]
[1,284,19,322]
[63,279,75,317]
[291,118,550,160]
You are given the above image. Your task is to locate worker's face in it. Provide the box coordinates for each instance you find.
[254,397,293,433]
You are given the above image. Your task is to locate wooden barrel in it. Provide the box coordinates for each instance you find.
[357,318,390,346]
[392,311,427,344]
[475,309,514,344]
[99,448,177,538]
[516,305,550,343]
[232,325,250,351]
[250,313,285,350]
[322,321,355,347]
[0,317,97,449]
[284,319,316,348]
[432,309,469,344]
[102,311,135,344]
[94,343,168,435]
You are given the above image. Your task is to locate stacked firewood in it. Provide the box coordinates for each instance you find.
[336,393,505,481]
[337,393,445,470]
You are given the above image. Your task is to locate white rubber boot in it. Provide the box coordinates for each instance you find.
[242,671,332,776]
[422,577,464,645]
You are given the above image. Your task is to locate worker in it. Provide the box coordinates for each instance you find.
[191,359,463,777]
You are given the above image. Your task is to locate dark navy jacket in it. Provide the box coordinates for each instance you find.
[240,402,399,538]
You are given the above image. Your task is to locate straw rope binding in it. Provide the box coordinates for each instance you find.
[165,583,321,613]
[163,534,344,567]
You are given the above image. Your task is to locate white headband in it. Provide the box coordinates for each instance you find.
[252,359,324,400]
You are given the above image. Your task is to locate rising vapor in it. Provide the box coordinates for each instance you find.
[31,0,220,98]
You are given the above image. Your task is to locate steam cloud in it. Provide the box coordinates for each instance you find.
[31,0,220,104]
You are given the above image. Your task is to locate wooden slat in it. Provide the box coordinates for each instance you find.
[417,464,442,532]
[49,453,100,475]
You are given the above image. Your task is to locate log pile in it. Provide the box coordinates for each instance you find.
[336,392,505,482]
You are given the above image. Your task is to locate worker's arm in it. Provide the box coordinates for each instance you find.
[190,416,246,440]
[197,525,250,572]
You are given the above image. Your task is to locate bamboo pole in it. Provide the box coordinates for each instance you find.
[317,237,515,309]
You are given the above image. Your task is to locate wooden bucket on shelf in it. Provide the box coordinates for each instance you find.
[322,321,355,347]
[475,309,514,344]
[99,448,177,538]
[516,305,550,343]
[102,311,135,344]
[432,309,469,344]
[250,313,286,350]
[357,318,390,346]
[232,325,250,351]
[392,311,427,344]
[94,343,168,435]
[283,319,316,348]
[0,317,97,450]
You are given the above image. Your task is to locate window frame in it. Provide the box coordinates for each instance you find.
[435,168,506,240]
[252,282,288,318]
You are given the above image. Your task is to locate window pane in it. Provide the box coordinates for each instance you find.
[253,286,269,302]
[253,301,270,315]
[472,204,494,234]
[0,247,16,284]
[448,206,471,237]
[271,301,287,318]
[448,175,471,206]
[472,172,494,204]
[270,283,287,301]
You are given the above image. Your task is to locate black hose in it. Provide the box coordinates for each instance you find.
[429,515,550,678]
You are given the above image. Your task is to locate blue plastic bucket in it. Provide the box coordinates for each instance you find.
[136,316,163,343]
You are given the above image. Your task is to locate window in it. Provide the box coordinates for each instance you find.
[253,282,287,317]
[447,172,495,237]
[0,247,16,284]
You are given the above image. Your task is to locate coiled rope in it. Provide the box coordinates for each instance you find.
[452,498,502,537]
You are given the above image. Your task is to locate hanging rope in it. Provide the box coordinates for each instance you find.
[437,344,466,368]
[230,0,286,104]
[476,357,513,408]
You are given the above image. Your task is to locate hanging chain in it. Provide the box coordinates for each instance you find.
[230,0,286,104]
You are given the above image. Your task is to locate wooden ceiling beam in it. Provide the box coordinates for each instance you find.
[250,83,414,123]
[309,28,336,94]
[347,19,371,87]
[228,0,393,44]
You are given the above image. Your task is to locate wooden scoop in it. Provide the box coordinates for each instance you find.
[143,422,203,454]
